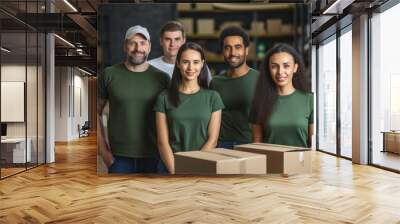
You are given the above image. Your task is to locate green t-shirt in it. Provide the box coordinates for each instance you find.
[98,63,169,158]
[210,68,259,142]
[154,89,224,152]
[258,90,314,148]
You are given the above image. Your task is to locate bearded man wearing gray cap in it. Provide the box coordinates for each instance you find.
[98,25,170,173]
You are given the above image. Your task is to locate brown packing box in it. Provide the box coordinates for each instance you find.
[234,143,311,175]
[281,24,294,34]
[250,21,266,34]
[175,148,266,175]
[176,3,192,11]
[266,19,282,33]
[197,19,214,35]
[195,3,214,10]
[178,18,194,35]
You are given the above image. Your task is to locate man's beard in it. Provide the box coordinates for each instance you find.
[127,51,148,65]
[225,56,246,69]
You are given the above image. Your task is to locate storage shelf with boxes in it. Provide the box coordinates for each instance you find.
[176,3,307,75]
[186,32,295,40]
[177,3,293,13]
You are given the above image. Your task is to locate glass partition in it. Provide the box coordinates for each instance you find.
[317,35,337,155]
[1,29,28,178]
[339,27,352,158]
[371,3,400,171]
[0,1,46,179]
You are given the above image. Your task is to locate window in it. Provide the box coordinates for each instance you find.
[317,35,337,154]
[371,2,400,171]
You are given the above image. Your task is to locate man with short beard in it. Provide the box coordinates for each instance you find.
[210,26,260,149]
[98,25,169,173]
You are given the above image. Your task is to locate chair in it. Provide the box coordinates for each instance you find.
[78,121,90,138]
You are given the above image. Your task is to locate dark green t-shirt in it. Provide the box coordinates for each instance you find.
[98,63,169,158]
[154,89,224,152]
[257,90,314,147]
[210,68,259,142]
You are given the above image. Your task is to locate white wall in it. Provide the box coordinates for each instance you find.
[1,64,39,137]
[55,66,69,141]
[54,66,89,141]
[72,72,89,138]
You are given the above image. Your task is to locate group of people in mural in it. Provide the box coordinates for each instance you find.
[98,21,314,174]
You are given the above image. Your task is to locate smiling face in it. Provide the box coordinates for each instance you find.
[124,34,151,65]
[176,49,204,82]
[222,36,248,69]
[269,52,298,88]
[160,31,185,59]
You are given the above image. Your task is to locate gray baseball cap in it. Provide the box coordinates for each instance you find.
[125,25,150,41]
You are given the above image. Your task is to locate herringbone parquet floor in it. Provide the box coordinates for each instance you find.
[1,135,400,223]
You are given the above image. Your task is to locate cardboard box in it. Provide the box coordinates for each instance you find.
[266,19,282,33]
[234,143,311,175]
[176,3,192,11]
[197,19,214,35]
[195,3,213,10]
[281,24,294,34]
[175,148,267,175]
[178,18,194,35]
[250,21,266,34]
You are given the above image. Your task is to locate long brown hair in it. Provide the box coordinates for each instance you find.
[168,42,210,107]
[250,43,310,124]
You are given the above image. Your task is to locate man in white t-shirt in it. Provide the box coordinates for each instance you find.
[149,21,212,82]
[148,21,186,77]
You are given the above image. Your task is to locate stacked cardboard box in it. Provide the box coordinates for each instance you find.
[250,21,266,35]
[195,3,213,10]
[175,148,266,174]
[197,19,215,35]
[281,24,294,34]
[266,19,282,34]
[176,3,192,11]
[234,143,311,175]
[178,18,194,35]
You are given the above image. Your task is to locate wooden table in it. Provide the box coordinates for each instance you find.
[382,131,400,154]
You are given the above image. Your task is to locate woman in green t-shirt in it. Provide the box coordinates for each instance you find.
[154,42,224,174]
[250,43,314,148]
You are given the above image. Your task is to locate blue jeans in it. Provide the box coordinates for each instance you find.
[217,140,250,149]
[157,160,170,174]
[108,156,158,174]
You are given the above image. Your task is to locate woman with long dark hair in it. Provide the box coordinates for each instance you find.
[154,42,224,174]
[250,43,313,147]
